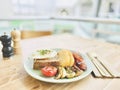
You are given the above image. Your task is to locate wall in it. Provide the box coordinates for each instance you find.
[0,0,13,19]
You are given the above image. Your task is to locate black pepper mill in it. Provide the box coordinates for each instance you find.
[0,32,14,59]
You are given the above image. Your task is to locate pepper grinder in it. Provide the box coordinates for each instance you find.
[0,32,14,59]
[11,29,21,54]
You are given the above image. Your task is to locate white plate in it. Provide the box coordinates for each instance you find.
[23,50,93,83]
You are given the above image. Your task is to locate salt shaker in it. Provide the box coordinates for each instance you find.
[0,32,14,58]
[11,29,21,54]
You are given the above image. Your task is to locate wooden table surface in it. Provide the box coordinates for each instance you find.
[0,34,120,90]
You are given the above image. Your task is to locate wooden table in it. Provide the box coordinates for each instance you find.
[0,34,120,90]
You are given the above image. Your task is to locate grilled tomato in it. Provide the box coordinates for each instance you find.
[41,66,57,77]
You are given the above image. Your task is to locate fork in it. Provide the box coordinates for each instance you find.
[87,53,112,77]
[87,52,120,78]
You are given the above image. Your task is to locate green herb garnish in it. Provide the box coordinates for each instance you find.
[37,50,51,55]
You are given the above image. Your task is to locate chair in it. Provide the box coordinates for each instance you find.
[21,30,52,39]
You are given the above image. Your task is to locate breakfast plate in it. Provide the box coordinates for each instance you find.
[23,49,93,83]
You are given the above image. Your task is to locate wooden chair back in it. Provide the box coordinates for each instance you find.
[21,30,52,39]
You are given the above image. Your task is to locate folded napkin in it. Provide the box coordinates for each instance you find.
[87,52,120,78]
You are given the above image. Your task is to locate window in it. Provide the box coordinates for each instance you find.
[12,0,56,16]
[12,0,36,15]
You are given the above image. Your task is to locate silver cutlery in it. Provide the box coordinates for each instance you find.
[87,52,120,78]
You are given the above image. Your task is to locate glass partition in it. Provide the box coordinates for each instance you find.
[0,0,120,44]
[0,19,120,44]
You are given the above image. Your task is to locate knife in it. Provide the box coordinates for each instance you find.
[86,52,120,78]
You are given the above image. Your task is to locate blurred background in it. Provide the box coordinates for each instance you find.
[0,0,120,44]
